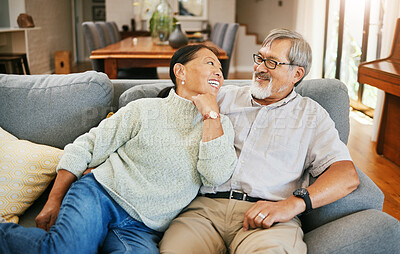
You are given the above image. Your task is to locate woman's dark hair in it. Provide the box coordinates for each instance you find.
[158,44,218,98]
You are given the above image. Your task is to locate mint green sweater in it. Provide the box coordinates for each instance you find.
[57,90,237,231]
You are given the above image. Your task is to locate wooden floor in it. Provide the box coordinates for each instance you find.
[73,63,399,221]
[347,110,400,220]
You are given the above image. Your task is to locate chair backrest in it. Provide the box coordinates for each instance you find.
[220,23,239,79]
[111,21,121,41]
[82,22,102,51]
[211,23,228,47]
[81,22,104,72]
[106,21,120,43]
[222,23,239,58]
[95,21,112,47]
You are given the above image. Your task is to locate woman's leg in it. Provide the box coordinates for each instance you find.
[0,174,121,254]
[101,218,163,254]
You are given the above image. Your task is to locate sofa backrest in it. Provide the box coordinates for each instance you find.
[0,71,113,149]
[114,78,350,144]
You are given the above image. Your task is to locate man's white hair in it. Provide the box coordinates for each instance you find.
[262,28,312,84]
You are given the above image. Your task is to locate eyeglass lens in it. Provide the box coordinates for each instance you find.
[254,55,276,69]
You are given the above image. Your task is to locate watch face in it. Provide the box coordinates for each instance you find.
[294,188,307,196]
[209,111,218,119]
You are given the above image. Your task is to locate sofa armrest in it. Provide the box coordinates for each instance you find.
[301,166,384,233]
[304,209,400,254]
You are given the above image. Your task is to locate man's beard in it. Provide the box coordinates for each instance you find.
[250,71,273,99]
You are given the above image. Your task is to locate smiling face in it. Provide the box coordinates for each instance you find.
[175,48,224,100]
[251,39,304,105]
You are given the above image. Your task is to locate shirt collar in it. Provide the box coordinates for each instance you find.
[250,89,298,108]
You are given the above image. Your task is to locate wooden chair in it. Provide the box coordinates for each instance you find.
[0,53,30,75]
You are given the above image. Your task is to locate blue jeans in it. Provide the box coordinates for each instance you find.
[0,174,163,254]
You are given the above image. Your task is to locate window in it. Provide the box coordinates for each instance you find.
[323,0,385,117]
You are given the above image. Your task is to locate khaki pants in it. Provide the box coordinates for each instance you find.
[160,197,307,254]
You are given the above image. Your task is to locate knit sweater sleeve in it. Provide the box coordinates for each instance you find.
[197,115,237,186]
[56,102,141,178]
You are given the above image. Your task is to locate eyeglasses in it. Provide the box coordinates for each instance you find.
[253,54,299,70]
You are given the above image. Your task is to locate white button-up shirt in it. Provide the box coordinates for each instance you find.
[200,85,352,201]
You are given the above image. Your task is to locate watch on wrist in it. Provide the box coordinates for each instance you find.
[203,111,220,121]
[293,188,312,215]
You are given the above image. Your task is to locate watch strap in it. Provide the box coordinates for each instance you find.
[294,188,312,215]
[203,111,220,121]
[302,192,312,214]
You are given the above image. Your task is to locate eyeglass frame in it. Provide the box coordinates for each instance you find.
[252,54,300,70]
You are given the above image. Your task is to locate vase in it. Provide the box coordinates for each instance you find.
[150,0,173,45]
[169,23,188,49]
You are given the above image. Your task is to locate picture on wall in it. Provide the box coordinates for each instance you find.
[92,6,105,21]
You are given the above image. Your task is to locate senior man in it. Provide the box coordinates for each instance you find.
[159,28,360,253]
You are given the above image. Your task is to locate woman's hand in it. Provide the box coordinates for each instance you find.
[191,93,219,117]
[35,199,62,231]
[35,169,77,231]
[192,93,224,142]
[83,167,95,175]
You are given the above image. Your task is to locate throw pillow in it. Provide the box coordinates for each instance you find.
[0,127,63,223]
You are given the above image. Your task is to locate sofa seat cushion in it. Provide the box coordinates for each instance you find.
[0,71,113,149]
[0,127,63,223]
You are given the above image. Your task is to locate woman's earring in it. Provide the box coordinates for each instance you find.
[182,80,185,85]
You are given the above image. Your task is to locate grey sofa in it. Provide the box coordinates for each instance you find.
[0,71,399,253]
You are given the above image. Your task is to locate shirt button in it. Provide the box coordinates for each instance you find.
[241,160,245,164]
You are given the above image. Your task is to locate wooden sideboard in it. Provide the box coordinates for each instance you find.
[358,18,400,166]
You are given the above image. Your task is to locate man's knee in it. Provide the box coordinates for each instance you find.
[159,217,225,254]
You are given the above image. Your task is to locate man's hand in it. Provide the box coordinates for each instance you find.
[242,160,359,231]
[243,196,305,231]
[35,199,62,231]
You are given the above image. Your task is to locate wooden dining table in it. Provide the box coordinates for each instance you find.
[90,36,228,79]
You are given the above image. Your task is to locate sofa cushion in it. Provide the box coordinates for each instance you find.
[0,71,113,149]
[0,127,63,223]
[118,81,174,108]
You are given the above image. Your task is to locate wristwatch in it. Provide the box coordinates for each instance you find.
[293,188,312,215]
[203,111,220,121]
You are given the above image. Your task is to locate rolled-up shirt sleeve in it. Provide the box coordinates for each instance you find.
[306,108,353,177]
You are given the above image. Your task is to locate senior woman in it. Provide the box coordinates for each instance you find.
[0,44,237,254]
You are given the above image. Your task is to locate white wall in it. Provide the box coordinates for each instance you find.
[208,0,235,25]
[236,0,296,43]
[106,0,135,31]
[25,0,74,74]
[8,0,26,28]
